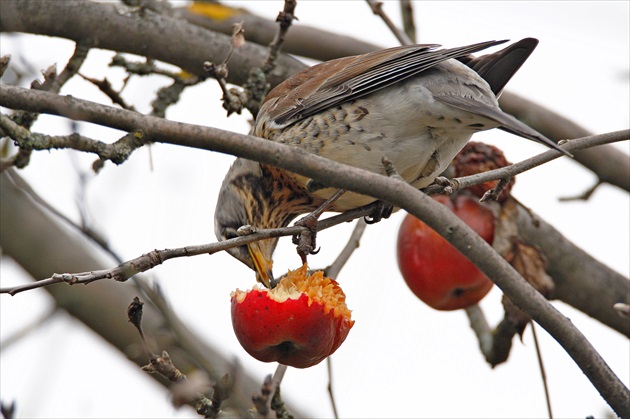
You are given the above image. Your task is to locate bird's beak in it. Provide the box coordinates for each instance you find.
[247,242,274,288]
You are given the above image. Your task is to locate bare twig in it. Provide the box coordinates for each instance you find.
[240,0,297,119]
[558,180,602,202]
[2,42,90,170]
[252,365,292,418]
[0,206,368,296]
[325,219,368,279]
[78,73,135,110]
[268,364,289,415]
[0,115,146,170]
[399,0,416,43]
[464,305,494,357]
[423,132,629,196]
[262,0,297,75]
[465,303,522,367]
[204,22,248,116]
[531,323,554,419]
[366,0,412,46]
[128,296,219,416]
[327,358,340,419]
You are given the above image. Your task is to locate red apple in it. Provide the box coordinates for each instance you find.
[397,194,495,310]
[231,264,354,368]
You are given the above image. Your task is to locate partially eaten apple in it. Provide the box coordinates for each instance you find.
[231,264,354,368]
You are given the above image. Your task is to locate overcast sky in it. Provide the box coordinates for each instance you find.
[1,1,628,418]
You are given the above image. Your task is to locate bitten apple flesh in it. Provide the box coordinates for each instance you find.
[231,265,354,368]
[397,195,495,311]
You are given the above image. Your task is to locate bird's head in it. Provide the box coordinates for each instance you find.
[214,159,278,287]
[215,158,314,287]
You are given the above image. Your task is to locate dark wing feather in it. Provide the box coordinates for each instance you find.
[458,38,539,96]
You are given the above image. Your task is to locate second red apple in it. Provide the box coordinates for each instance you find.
[396,195,495,310]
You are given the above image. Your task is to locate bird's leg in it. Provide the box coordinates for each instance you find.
[293,189,346,263]
[364,156,398,225]
[432,176,458,195]
[364,201,394,224]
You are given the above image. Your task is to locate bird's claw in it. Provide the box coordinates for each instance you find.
[293,214,320,263]
[432,176,458,195]
[364,200,393,224]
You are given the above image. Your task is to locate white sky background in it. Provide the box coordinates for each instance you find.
[1,1,629,418]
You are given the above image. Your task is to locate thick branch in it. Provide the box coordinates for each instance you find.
[1,84,628,415]
[176,3,377,61]
[0,0,305,87]
[2,0,627,193]
[512,202,630,336]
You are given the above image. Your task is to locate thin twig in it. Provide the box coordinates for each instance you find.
[0,209,365,296]
[262,0,297,75]
[204,22,248,116]
[399,0,417,43]
[268,364,288,414]
[531,323,554,419]
[3,41,90,170]
[366,0,412,46]
[78,73,135,110]
[128,296,218,416]
[558,180,602,202]
[325,219,368,279]
[464,305,494,357]
[327,358,340,419]
[423,133,629,196]
[0,115,146,170]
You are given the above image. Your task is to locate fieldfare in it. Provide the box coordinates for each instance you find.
[215,38,566,286]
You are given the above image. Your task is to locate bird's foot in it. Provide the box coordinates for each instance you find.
[292,188,346,264]
[364,200,394,224]
[432,176,458,194]
[293,214,321,264]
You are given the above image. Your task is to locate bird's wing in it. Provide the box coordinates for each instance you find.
[265,40,508,126]
[433,94,570,155]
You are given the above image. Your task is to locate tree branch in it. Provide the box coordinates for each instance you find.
[0,0,305,87]
[500,92,630,193]
[2,0,627,193]
[177,2,378,61]
[0,169,295,416]
[1,84,628,415]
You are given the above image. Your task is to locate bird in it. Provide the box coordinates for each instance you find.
[214,38,568,286]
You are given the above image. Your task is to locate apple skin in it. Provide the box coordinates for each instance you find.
[396,195,495,310]
[231,266,354,368]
